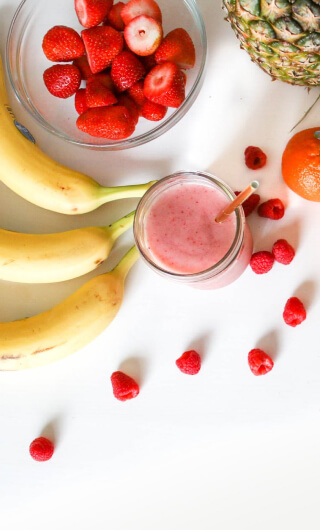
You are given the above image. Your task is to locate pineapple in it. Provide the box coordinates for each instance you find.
[223,0,320,86]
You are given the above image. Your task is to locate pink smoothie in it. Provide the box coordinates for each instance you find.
[145,182,237,274]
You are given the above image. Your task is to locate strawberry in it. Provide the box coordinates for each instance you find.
[140,53,157,72]
[75,88,89,114]
[87,71,115,92]
[155,28,196,69]
[141,99,167,121]
[121,0,162,26]
[82,26,123,74]
[43,64,81,98]
[117,93,140,124]
[104,2,125,31]
[86,79,118,107]
[76,105,136,139]
[143,62,185,108]
[124,15,163,56]
[127,79,146,106]
[73,55,93,80]
[42,26,85,62]
[75,0,113,28]
[111,50,145,92]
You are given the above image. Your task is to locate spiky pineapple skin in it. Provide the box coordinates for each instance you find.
[223,0,320,86]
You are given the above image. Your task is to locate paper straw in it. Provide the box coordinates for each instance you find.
[215,181,259,223]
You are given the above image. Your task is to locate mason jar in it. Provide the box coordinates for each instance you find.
[134,171,253,289]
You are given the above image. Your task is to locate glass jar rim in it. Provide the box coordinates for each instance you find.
[133,171,245,283]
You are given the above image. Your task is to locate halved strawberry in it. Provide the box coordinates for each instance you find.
[117,93,140,124]
[82,26,123,74]
[127,79,146,106]
[143,62,185,108]
[73,56,93,81]
[141,99,167,121]
[111,51,145,92]
[42,26,85,62]
[86,79,118,107]
[121,0,162,26]
[43,64,81,98]
[76,105,136,139]
[75,88,89,114]
[87,71,115,92]
[75,0,113,28]
[155,28,196,69]
[124,15,162,56]
[104,2,125,31]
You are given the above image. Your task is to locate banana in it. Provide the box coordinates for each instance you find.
[0,55,155,214]
[0,211,135,283]
[0,245,139,371]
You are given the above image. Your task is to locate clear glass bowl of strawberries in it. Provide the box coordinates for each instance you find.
[6,0,207,150]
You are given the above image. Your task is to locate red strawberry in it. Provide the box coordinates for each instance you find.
[43,64,81,98]
[155,28,196,69]
[118,93,140,124]
[140,53,157,72]
[121,0,162,26]
[111,51,145,92]
[76,105,135,139]
[141,99,167,121]
[87,71,115,92]
[82,26,123,74]
[75,88,89,114]
[86,79,117,107]
[127,79,146,106]
[104,2,125,31]
[143,62,185,108]
[75,0,113,28]
[42,26,85,62]
[73,55,93,80]
[124,15,162,57]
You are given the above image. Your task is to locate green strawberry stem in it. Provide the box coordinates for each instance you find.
[113,245,140,281]
[98,180,156,204]
[107,210,135,241]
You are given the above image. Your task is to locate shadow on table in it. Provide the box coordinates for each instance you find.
[256,329,281,362]
[0,4,17,55]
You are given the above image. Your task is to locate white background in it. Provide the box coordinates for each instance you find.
[1,1,320,528]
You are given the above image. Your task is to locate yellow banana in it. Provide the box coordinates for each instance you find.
[0,55,155,214]
[0,246,139,371]
[0,211,134,283]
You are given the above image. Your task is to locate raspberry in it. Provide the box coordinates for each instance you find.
[29,437,54,462]
[176,350,201,375]
[234,191,260,217]
[244,146,267,170]
[272,239,295,265]
[250,251,274,274]
[111,371,140,401]
[258,199,285,220]
[248,349,274,376]
[283,297,306,327]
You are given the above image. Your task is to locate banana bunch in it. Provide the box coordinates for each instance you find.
[0,54,151,370]
[0,56,155,214]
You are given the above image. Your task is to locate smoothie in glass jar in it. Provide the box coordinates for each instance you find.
[134,171,253,289]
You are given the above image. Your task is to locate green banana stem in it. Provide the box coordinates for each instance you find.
[107,210,135,241]
[113,245,140,281]
[98,180,157,204]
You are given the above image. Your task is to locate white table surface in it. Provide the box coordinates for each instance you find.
[2,1,320,529]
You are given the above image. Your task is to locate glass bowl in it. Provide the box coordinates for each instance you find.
[6,0,207,150]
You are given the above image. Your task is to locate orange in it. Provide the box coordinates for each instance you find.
[282,127,320,201]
